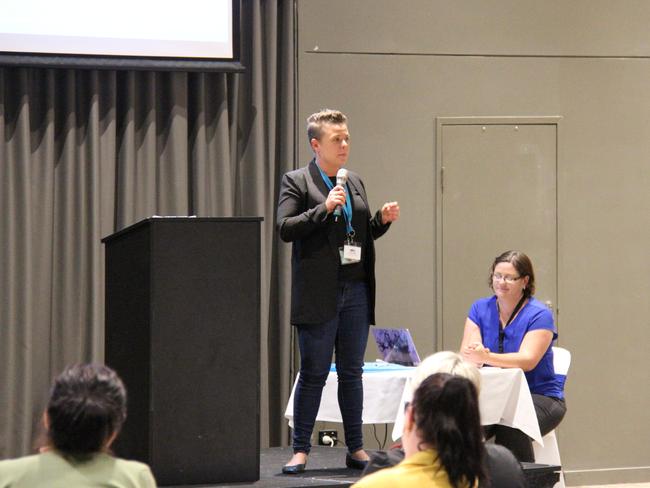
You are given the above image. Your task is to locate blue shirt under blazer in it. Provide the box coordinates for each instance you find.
[468,296,564,399]
[277,159,391,325]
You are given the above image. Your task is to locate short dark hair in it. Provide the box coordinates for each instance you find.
[47,363,127,461]
[488,250,536,297]
[412,373,486,488]
[306,109,347,142]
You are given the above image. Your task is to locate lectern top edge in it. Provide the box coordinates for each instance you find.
[101,216,264,243]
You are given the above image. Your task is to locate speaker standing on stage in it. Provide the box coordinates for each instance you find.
[277,109,399,474]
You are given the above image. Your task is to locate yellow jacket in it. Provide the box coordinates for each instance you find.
[352,449,470,488]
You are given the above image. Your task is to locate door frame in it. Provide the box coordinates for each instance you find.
[434,115,563,350]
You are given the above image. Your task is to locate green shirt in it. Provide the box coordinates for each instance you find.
[0,451,156,488]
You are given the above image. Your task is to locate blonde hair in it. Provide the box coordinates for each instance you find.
[409,351,481,395]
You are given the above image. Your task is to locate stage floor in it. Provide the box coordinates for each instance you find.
[168,446,360,487]
[167,446,560,488]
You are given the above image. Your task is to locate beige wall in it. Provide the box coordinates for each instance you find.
[296,1,650,484]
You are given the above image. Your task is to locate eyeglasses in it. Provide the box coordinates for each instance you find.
[492,273,521,284]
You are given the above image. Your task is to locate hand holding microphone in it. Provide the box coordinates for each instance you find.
[326,168,348,220]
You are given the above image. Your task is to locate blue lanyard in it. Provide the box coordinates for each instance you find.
[317,164,354,235]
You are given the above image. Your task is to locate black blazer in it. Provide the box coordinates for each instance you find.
[277,159,391,325]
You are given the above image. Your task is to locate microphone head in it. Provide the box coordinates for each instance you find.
[336,168,348,186]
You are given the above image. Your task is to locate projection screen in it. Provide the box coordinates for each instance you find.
[0,0,241,71]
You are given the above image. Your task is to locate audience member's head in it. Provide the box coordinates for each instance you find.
[405,372,486,488]
[45,363,127,461]
[409,350,481,395]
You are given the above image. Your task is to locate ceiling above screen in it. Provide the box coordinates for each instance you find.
[0,0,242,72]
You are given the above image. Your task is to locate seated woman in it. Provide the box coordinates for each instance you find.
[0,363,156,487]
[352,372,486,488]
[362,351,526,488]
[460,250,567,462]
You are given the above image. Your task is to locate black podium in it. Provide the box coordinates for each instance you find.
[102,217,262,486]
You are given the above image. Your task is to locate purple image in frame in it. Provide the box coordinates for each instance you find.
[371,328,420,366]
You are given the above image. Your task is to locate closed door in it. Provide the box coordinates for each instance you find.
[436,117,559,350]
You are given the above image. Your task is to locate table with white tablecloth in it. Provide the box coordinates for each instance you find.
[284,362,542,446]
[391,365,543,444]
[284,362,414,426]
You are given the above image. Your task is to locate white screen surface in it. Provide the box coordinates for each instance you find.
[0,0,233,59]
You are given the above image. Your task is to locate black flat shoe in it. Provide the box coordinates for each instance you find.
[345,453,369,470]
[282,463,306,474]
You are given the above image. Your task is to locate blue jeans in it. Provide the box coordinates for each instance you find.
[292,281,370,454]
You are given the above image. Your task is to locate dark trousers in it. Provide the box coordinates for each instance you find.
[292,281,370,454]
[486,394,567,462]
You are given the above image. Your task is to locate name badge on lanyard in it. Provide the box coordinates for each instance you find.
[316,163,361,265]
[339,233,362,265]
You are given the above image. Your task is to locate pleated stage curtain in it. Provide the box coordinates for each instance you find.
[0,0,295,456]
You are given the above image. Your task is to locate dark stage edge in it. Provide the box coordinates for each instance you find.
[166,446,358,488]
[166,446,560,488]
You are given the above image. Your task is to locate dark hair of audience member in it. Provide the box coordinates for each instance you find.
[411,373,487,488]
[46,363,127,462]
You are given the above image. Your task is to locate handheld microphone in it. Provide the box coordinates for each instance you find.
[333,168,348,222]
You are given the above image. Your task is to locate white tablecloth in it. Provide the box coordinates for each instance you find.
[391,366,543,444]
[284,362,414,425]
[284,362,543,446]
